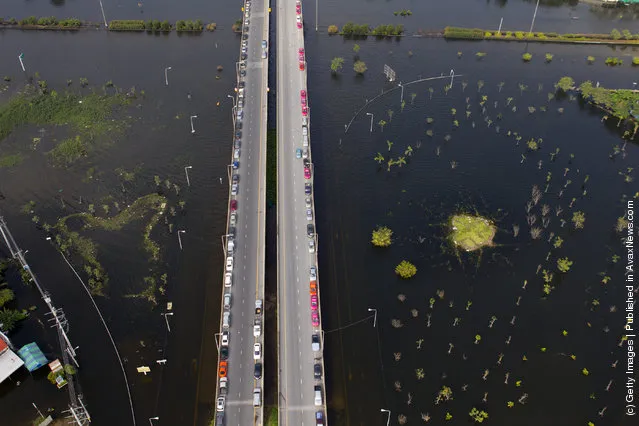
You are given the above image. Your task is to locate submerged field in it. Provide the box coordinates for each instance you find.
[310,34,638,426]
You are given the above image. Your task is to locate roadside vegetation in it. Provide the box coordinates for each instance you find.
[331,22,405,37]
[0,16,82,28]
[444,26,639,45]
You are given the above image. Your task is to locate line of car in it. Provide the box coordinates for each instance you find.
[216,0,264,420]
[292,2,324,425]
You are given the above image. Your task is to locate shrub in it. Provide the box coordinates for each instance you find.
[443,27,485,40]
[371,226,393,247]
[605,57,623,66]
[632,57,639,66]
[484,31,492,37]
[353,60,367,74]
[611,28,622,40]
[546,32,559,38]
[395,261,417,279]
[206,23,217,31]
[555,76,575,92]
[522,53,532,62]
[545,53,554,62]
[515,31,525,39]
[109,20,146,30]
[505,31,512,37]
[327,24,339,35]
[586,55,595,64]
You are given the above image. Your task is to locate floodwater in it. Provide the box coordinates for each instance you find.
[0,0,638,425]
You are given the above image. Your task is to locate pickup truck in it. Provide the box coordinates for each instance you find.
[255,299,263,316]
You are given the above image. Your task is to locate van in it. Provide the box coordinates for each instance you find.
[253,388,261,407]
[314,385,323,406]
[222,312,231,329]
[303,135,309,147]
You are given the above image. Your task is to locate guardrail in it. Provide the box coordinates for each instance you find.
[213,0,268,425]
[298,2,330,423]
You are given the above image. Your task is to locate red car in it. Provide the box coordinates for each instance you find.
[230,200,237,211]
[302,106,308,116]
[300,90,306,99]
[298,48,305,57]
[301,97,307,106]
[304,166,311,179]
[299,61,305,71]
[310,295,318,309]
[311,310,319,327]
[296,4,301,15]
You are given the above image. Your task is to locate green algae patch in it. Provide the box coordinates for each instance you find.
[0,85,132,165]
[449,214,496,251]
[54,193,167,295]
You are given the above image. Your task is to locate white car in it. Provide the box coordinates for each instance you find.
[253,343,262,360]
[254,321,262,337]
[230,212,237,226]
[302,148,308,159]
[305,197,312,209]
[226,256,233,272]
[221,331,229,346]
[310,266,317,280]
[216,396,225,412]
[219,376,228,390]
[231,182,238,195]
[306,209,313,221]
[261,49,267,59]
[234,149,240,160]
[224,272,232,288]
[241,46,248,54]
[309,240,315,253]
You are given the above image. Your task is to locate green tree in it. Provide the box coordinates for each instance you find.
[371,226,393,247]
[353,44,360,54]
[553,236,563,248]
[387,109,394,122]
[373,152,385,164]
[161,20,171,31]
[555,76,574,92]
[353,60,368,74]
[330,57,344,74]
[378,120,387,132]
[395,260,417,278]
[572,211,585,229]
[404,145,413,156]
[327,25,339,35]
[0,289,15,308]
[0,308,28,332]
[557,257,573,273]
[396,156,407,167]
[622,29,632,40]
[522,52,532,62]
[611,28,622,40]
[469,408,489,423]
[386,140,393,151]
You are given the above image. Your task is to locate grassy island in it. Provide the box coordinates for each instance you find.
[449,214,496,251]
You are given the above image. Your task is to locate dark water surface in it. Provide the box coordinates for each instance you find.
[1,1,638,425]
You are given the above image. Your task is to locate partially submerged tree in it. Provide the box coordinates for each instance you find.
[555,76,575,92]
[395,260,417,279]
[372,226,393,247]
[557,257,573,273]
[330,57,345,74]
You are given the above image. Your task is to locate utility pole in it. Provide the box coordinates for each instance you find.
[190,115,198,134]
[529,0,540,37]
[366,113,373,133]
[178,230,186,250]
[368,308,377,328]
[18,53,25,72]
[99,0,108,28]
[497,17,503,36]
[450,69,455,88]
[184,166,192,187]
[315,0,318,32]
[164,66,172,86]
[398,82,404,104]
